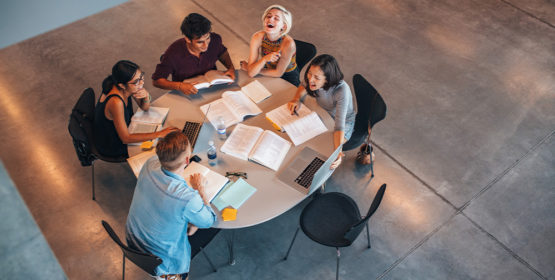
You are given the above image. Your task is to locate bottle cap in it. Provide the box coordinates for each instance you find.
[208,140,214,146]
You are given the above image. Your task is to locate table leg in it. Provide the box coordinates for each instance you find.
[226,229,235,265]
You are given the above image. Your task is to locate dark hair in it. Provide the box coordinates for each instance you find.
[181,13,212,40]
[101,60,140,94]
[156,131,191,170]
[305,54,344,97]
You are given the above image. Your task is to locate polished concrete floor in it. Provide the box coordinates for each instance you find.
[0,0,554,279]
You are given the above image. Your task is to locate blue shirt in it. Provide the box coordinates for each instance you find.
[125,156,216,275]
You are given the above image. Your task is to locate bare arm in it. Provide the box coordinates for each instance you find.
[259,36,296,77]
[330,130,346,169]
[244,32,267,77]
[152,78,198,95]
[287,85,307,114]
[106,97,178,144]
[218,50,236,81]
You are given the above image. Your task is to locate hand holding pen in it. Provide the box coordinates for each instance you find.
[287,100,301,116]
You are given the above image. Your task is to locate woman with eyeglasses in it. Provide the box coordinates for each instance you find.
[94,60,179,158]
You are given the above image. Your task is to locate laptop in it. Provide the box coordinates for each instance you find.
[277,145,343,195]
[182,121,203,149]
[182,104,211,152]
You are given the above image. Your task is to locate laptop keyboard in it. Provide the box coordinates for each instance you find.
[295,157,325,189]
[182,121,201,148]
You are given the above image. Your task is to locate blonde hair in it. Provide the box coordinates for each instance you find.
[262,4,292,36]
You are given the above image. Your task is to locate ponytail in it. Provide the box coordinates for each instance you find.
[101,75,117,94]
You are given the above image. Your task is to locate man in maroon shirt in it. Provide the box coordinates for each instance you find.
[152,13,236,95]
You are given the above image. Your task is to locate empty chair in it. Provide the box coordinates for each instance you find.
[68,88,127,200]
[294,39,317,72]
[343,74,387,176]
[102,220,162,280]
[284,184,387,280]
[188,228,221,272]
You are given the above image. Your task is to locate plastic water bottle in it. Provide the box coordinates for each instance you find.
[217,116,227,140]
[207,140,217,166]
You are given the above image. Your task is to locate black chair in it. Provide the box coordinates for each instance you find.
[68,88,127,200]
[294,39,317,72]
[189,228,220,272]
[284,184,387,280]
[343,74,387,176]
[102,220,162,280]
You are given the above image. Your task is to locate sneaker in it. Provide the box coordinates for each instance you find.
[154,275,181,280]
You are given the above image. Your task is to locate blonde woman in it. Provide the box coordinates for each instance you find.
[240,4,299,86]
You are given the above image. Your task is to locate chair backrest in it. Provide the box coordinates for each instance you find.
[343,184,387,242]
[294,39,317,72]
[68,88,96,166]
[101,220,162,276]
[353,74,387,132]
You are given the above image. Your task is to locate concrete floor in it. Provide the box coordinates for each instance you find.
[0,0,553,279]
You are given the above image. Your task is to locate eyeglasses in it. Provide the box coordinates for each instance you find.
[225,172,247,180]
[128,71,145,85]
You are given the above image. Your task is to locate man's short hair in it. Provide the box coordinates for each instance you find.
[156,131,191,170]
[181,13,212,40]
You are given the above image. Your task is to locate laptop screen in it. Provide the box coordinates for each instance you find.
[308,145,343,194]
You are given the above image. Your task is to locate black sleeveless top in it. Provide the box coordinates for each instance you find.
[93,94,133,158]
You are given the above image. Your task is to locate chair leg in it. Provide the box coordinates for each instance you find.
[366,223,371,249]
[283,227,300,261]
[369,145,375,178]
[122,253,125,280]
[200,247,217,272]
[92,161,96,200]
[336,247,340,280]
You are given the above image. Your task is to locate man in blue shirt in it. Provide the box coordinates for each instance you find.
[126,131,216,279]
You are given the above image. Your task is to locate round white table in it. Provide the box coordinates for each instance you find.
[129,71,335,229]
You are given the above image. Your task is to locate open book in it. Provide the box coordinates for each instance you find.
[266,104,328,146]
[127,150,157,178]
[220,124,291,171]
[181,161,229,202]
[128,106,169,145]
[200,91,262,129]
[183,70,234,90]
[241,80,272,103]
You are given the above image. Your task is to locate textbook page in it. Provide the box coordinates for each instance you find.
[265,103,312,131]
[182,161,229,202]
[128,123,160,146]
[127,150,157,178]
[128,122,159,134]
[241,80,272,103]
[200,91,261,129]
[283,111,328,146]
[183,70,234,89]
[221,91,262,119]
[249,130,291,171]
[200,99,241,129]
[204,70,233,85]
[183,75,210,89]
[220,124,263,160]
[131,106,170,124]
